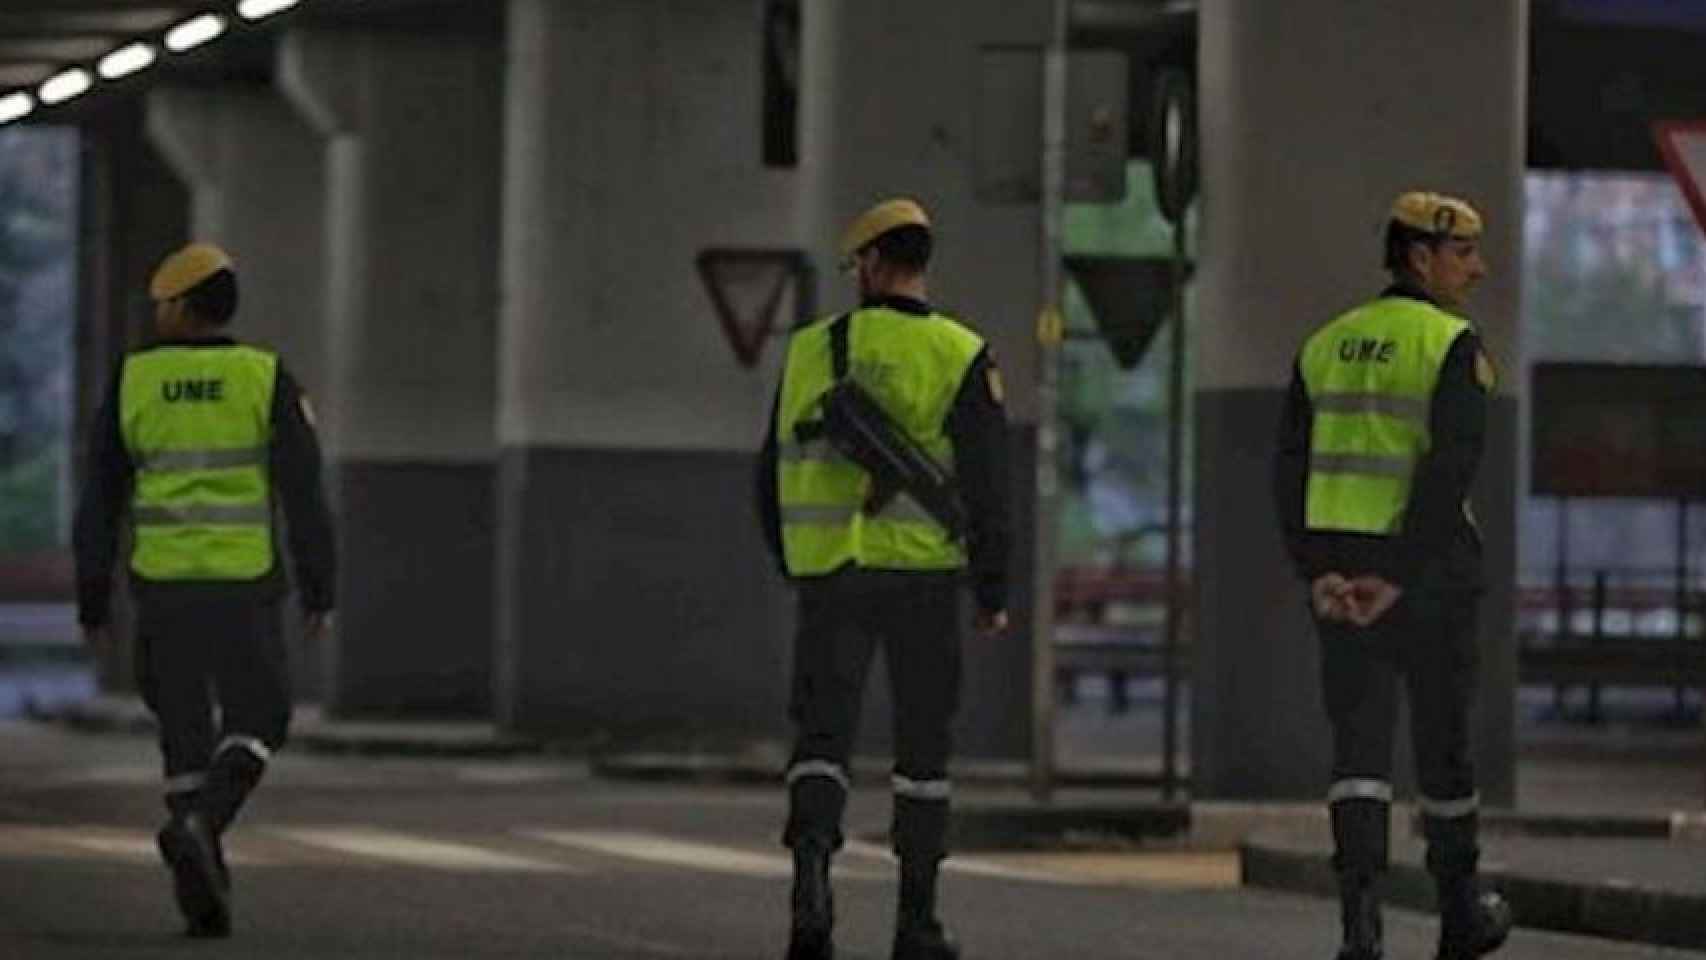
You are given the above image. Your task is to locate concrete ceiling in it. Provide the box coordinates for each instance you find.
[1071,0,1706,172]
[0,0,501,118]
[5,0,1705,172]
[0,4,198,92]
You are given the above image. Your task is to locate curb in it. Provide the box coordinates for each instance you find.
[1240,832,1706,952]
[590,751,1171,790]
[292,725,543,759]
[1471,809,1706,842]
[949,802,1190,851]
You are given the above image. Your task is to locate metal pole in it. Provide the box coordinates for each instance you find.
[1161,214,1187,801]
[1677,499,1689,717]
[1555,496,1570,715]
[1031,0,1069,803]
[1677,499,1689,643]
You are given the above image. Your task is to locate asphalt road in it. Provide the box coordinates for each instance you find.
[1,721,1700,959]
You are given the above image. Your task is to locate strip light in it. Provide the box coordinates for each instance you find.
[0,92,34,125]
[238,0,301,20]
[39,69,93,105]
[165,13,228,53]
[12,3,310,120]
[98,42,158,81]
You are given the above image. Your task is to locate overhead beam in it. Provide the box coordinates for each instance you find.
[0,10,188,36]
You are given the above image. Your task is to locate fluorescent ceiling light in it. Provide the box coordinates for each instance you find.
[38,69,93,105]
[98,42,158,80]
[238,0,301,20]
[165,13,227,53]
[0,92,34,125]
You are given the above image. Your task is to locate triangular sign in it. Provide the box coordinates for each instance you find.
[1062,255,1186,370]
[696,248,815,368]
[1654,121,1706,238]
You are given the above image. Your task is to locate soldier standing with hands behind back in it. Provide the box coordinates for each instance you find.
[1273,193,1512,960]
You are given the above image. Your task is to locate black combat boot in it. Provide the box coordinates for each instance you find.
[1436,881,1511,960]
[1330,797,1389,960]
[892,858,959,960]
[201,745,266,835]
[156,813,230,938]
[786,838,835,960]
[1334,876,1382,960]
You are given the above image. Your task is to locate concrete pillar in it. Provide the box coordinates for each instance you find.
[76,101,189,695]
[1192,0,1525,801]
[280,30,502,718]
[798,0,1051,758]
[145,85,328,700]
[496,0,797,739]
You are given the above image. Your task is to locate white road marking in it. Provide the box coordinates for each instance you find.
[53,827,160,861]
[0,825,275,865]
[274,826,573,873]
[39,764,160,787]
[530,829,794,878]
[454,765,584,786]
[0,825,148,862]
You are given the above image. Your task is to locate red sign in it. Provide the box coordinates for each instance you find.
[1653,121,1706,238]
[1531,363,1706,499]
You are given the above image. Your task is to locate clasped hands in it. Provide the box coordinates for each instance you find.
[1310,573,1402,628]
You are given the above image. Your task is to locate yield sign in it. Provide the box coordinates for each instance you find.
[696,248,816,368]
[1654,121,1706,237]
[1062,255,1192,370]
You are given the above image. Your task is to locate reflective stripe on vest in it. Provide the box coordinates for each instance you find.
[775,307,983,576]
[120,345,278,581]
[136,446,267,472]
[1299,298,1468,536]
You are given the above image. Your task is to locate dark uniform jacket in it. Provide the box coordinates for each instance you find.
[74,336,338,626]
[1273,283,1489,593]
[755,295,1011,614]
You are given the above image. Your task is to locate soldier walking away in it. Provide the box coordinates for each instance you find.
[74,243,337,938]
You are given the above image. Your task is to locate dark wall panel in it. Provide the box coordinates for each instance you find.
[327,460,494,718]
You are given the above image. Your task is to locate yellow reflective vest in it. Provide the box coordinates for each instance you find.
[119,345,278,580]
[1299,297,1469,536]
[776,306,984,576]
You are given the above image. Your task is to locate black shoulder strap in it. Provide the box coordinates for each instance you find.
[830,313,851,381]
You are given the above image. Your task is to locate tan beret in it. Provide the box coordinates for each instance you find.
[838,198,931,260]
[149,243,234,301]
[1390,191,1483,240]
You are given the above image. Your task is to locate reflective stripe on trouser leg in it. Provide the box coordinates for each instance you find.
[165,770,207,819]
[1328,779,1391,880]
[1419,792,1478,819]
[166,771,208,794]
[1421,797,1481,882]
[786,759,851,791]
[202,740,271,835]
[891,774,951,800]
[1327,778,1394,805]
[216,734,274,763]
[892,774,952,864]
[784,760,850,851]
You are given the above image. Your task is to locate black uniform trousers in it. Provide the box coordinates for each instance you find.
[784,569,961,864]
[136,592,290,829]
[1318,587,1482,884]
